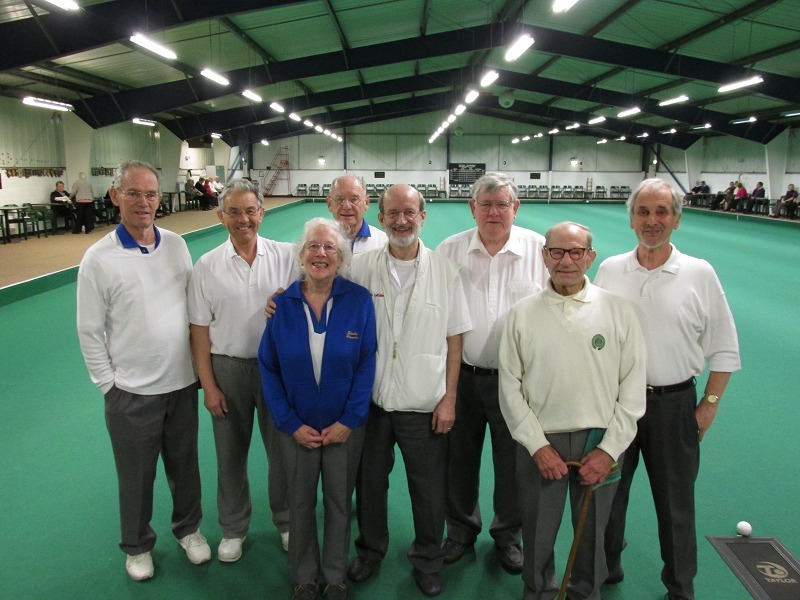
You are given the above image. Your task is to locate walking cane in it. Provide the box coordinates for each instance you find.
[556,461,595,600]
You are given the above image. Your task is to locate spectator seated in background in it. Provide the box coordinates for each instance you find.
[710,182,735,211]
[744,182,765,214]
[50,180,74,231]
[184,178,204,210]
[194,177,216,211]
[771,184,798,219]
[683,181,701,206]
[727,182,747,212]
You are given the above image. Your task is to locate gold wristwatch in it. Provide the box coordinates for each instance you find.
[702,393,720,405]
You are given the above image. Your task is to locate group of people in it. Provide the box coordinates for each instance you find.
[707,180,799,217]
[77,162,740,600]
[185,176,223,210]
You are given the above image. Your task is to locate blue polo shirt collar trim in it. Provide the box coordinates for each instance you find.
[116,223,161,254]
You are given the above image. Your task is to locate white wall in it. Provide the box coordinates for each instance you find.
[7,104,800,207]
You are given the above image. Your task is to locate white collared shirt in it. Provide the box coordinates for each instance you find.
[436,225,548,369]
[188,236,296,358]
[595,244,741,385]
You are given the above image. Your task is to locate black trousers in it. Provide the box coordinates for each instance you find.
[605,386,700,600]
[74,201,94,233]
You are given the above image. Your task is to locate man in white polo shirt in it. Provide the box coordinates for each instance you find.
[188,178,296,562]
[326,175,387,254]
[77,160,210,581]
[598,178,740,600]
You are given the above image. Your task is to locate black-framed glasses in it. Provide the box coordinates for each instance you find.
[382,209,421,220]
[120,189,161,201]
[544,247,592,260]
[220,207,262,218]
[474,200,513,212]
[330,196,363,206]
[305,242,338,254]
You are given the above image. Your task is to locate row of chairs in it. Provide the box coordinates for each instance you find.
[295,183,442,198]
[292,182,633,201]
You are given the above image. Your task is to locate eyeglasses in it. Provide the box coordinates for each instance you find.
[221,207,262,218]
[544,247,592,260]
[120,189,162,201]
[306,242,338,254]
[382,209,421,220]
[474,200,513,212]
[330,196,363,206]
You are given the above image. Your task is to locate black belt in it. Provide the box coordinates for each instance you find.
[646,377,695,395]
[461,363,498,377]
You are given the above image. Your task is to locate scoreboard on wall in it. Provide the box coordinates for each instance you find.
[448,163,486,185]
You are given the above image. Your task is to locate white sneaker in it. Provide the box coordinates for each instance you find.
[281,531,290,552]
[218,536,246,563]
[125,552,154,581]
[178,530,211,564]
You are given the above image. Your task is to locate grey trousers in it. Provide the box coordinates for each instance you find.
[104,382,202,555]
[210,354,289,537]
[605,386,699,600]
[518,432,617,600]
[282,427,365,586]
[354,404,447,573]
[446,369,521,547]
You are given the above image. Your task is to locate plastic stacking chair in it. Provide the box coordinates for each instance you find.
[7,204,40,240]
[27,203,53,237]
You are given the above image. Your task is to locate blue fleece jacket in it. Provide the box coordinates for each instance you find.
[258,275,377,435]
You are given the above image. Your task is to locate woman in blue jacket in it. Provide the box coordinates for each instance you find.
[259,217,376,600]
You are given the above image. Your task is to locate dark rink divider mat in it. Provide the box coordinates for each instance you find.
[708,536,800,600]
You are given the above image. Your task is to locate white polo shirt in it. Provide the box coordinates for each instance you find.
[436,225,548,369]
[595,244,741,386]
[188,236,296,358]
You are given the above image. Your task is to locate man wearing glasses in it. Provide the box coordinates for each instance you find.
[77,160,210,581]
[499,221,646,600]
[187,179,295,563]
[326,175,387,253]
[435,172,548,574]
[346,184,471,596]
[599,179,740,600]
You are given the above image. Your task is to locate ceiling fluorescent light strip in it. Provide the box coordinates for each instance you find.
[505,34,534,62]
[553,0,580,13]
[22,96,74,111]
[130,33,177,60]
[718,76,763,93]
[43,0,79,10]
[730,117,756,124]
[132,118,156,126]
[480,71,499,87]
[242,90,262,102]
[658,95,689,107]
[617,107,640,118]
[200,68,229,86]
[588,116,605,124]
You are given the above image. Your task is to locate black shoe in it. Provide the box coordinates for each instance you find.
[347,557,377,583]
[605,564,624,584]
[323,582,348,599]
[496,543,523,574]
[441,538,472,564]
[291,582,317,600]
[412,568,442,596]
